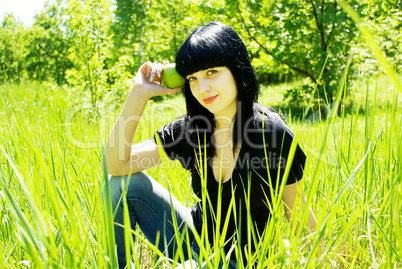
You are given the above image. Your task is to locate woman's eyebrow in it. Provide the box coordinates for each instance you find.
[186,71,201,79]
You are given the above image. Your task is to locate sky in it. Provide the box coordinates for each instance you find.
[0,0,48,26]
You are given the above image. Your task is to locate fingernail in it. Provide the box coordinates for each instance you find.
[146,70,151,77]
[156,68,162,75]
[149,73,155,82]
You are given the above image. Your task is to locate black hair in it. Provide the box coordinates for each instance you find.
[175,22,259,156]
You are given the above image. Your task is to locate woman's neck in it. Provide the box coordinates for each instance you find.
[214,111,237,129]
[215,117,234,129]
[213,99,237,129]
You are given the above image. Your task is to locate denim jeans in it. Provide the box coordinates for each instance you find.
[107,172,237,269]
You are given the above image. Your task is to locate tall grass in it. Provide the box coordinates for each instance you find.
[1,67,401,268]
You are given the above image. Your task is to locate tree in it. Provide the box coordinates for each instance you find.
[0,15,27,83]
[110,0,147,73]
[111,0,195,70]
[228,0,363,107]
[64,0,114,111]
[355,0,402,75]
[26,3,73,85]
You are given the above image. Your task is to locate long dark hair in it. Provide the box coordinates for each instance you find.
[176,22,259,156]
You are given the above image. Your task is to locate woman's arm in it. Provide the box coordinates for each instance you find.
[283,180,327,265]
[282,180,317,235]
[105,61,181,176]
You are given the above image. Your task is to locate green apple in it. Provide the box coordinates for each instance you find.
[161,63,186,88]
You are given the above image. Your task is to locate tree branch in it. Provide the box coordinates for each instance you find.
[311,0,327,52]
[325,1,338,45]
[233,0,317,83]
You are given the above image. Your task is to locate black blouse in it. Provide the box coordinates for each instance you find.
[152,103,306,263]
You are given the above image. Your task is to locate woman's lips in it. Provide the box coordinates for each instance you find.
[203,95,218,104]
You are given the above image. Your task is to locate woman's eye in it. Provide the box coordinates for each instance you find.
[188,77,196,82]
[207,70,217,75]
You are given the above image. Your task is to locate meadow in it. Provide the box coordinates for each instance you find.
[0,70,401,269]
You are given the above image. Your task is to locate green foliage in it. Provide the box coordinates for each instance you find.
[26,4,73,84]
[64,0,115,113]
[283,80,322,111]
[0,15,27,83]
[110,0,147,72]
[226,0,363,108]
[352,2,402,76]
[110,0,226,72]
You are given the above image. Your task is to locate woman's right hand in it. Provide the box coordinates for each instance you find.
[129,61,182,99]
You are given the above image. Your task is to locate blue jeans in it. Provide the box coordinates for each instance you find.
[107,172,237,269]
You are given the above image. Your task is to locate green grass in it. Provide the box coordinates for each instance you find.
[0,69,401,268]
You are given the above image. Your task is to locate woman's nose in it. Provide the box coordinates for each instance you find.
[198,79,211,93]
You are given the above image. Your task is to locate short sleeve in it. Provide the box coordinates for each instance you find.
[151,117,194,170]
[267,114,306,185]
[276,127,306,185]
[249,108,306,186]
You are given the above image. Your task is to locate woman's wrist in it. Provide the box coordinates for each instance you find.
[124,91,150,111]
[128,82,153,100]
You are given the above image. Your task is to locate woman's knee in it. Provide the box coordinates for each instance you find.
[105,172,151,205]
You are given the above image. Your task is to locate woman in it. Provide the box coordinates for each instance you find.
[105,22,318,268]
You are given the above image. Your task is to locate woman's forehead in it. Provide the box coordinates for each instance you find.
[186,66,225,77]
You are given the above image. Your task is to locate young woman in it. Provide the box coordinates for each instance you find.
[105,22,318,268]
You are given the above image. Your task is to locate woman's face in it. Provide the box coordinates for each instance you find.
[186,66,238,118]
